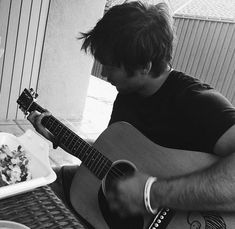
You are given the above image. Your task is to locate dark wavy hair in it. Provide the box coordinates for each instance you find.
[80,1,174,77]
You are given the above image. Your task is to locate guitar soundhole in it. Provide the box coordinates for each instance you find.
[103,160,137,195]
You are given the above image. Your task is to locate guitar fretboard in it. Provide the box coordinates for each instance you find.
[32,102,112,180]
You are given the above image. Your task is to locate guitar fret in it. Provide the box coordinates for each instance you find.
[87,149,99,168]
[96,156,111,179]
[65,132,76,148]
[46,116,55,130]
[90,151,107,175]
[91,152,103,175]
[83,148,99,168]
[79,142,90,160]
[76,143,86,159]
[68,136,79,151]
[79,144,91,161]
[51,119,59,132]
[42,116,65,141]
[82,143,97,163]
[100,159,112,179]
[95,158,105,178]
[74,139,89,158]
[60,129,71,145]
[57,128,96,165]
[72,140,83,157]
[82,150,93,165]
[53,123,63,137]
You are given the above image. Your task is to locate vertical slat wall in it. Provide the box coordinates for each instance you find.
[92,16,235,106]
[92,59,104,79]
[172,16,235,105]
[0,0,50,121]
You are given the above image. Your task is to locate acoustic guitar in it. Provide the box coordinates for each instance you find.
[17,88,235,229]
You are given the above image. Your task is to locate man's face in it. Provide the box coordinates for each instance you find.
[101,64,145,94]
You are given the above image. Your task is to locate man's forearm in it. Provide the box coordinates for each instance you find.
[151,152,235,212]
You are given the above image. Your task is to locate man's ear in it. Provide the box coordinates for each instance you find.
[142,62,152,75]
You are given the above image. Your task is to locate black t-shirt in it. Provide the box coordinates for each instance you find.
[109,70,235,154]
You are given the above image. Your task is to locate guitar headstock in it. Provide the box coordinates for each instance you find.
[17,88,38,115]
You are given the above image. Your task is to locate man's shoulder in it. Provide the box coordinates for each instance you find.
[169,70,214,97]
[169,70,212,89]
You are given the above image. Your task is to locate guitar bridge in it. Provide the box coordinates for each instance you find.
[148,208,175,229]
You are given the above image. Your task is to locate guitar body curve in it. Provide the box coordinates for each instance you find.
[70,158,138,229]
[70,122,235,229]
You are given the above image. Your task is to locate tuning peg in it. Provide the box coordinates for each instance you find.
[29,88,38,99]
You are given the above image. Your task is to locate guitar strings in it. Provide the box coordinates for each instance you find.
[44,115,129,180]
[88,147,126,179]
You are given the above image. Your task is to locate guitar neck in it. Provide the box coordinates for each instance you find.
[30,102,112,180]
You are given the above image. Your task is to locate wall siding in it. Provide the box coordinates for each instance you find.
[0,0,50,120]
[172,16,235,104]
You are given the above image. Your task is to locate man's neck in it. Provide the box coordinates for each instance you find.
[138,67,173,97]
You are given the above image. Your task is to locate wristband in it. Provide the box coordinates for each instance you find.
[144,176,158,214]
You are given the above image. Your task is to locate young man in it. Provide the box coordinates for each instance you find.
[28,1,235,228]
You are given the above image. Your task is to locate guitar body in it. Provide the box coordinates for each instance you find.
[70,122,235,229]
[16,89,235,229]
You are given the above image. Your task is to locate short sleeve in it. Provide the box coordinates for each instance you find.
[185,89,235,152]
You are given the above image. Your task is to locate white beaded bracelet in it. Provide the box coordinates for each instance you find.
[144,176,158,214]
